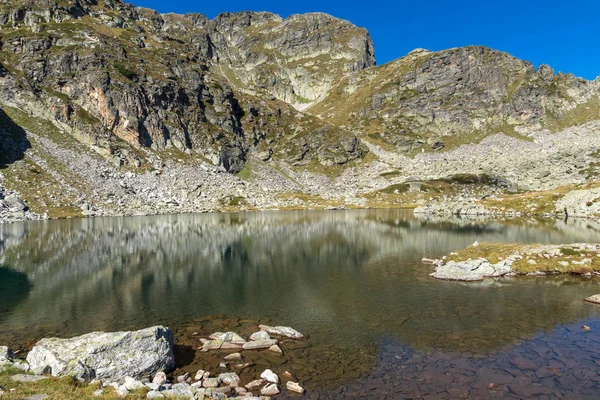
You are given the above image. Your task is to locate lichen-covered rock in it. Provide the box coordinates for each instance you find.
[430,259,512,281]
[26,326,175,382]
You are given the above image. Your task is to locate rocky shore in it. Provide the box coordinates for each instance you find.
[0,324,307,399]
[425,242,600,281]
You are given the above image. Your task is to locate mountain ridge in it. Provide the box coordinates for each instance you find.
[0,0,599,222]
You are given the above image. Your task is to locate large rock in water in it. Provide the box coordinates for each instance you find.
[26,326,175,382]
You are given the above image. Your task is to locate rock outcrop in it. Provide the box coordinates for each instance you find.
[26,326,175,381]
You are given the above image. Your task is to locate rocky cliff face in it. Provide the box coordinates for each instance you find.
[0,0,369,172]
[0,0,599,220]
[311,46,600,153]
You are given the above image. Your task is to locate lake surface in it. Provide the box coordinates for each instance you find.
[2,210,600,398]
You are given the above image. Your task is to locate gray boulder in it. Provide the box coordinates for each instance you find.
[430,259,512,281]
[26,326,175,382]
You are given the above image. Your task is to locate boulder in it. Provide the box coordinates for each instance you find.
[26,326,175,382]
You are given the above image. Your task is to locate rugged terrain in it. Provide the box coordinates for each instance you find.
[0,0,599,222]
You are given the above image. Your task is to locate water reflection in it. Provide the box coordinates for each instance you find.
[0,210,599,356]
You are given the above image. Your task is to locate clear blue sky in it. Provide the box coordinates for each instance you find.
[129,0,600,80]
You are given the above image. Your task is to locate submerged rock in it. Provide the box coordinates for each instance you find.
[261,383,280,396]
[242,339,278,350]
[26,326,175,382]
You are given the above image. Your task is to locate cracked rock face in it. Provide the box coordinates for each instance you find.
[26,326,175,382]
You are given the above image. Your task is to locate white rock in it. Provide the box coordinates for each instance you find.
[153,372,168,385]
[194,369,205,381]
[286,381,304,394]
[245,379,266,390]
[259,325,304,339]
[124,376,145,391]
[261,383,280,396]
[260,369,279,384]
[268,345,283,355]
[146,391,165,399]
[249,331,270,341]
[219,372,241,388]
[224,353,242,361]
[93,389,104,397]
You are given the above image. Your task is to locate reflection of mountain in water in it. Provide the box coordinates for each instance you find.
[0,267,30,314]
[0,210,599,352]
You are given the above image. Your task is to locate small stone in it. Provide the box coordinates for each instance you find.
[209,332,247,345]
[249,331,270,341]
[201,340,223,351]
[153,372,167,385]
[582,325,591,332]
[219,372,241,388]
[194,369,205,381]
[202,378,219,388]
[93,389,104,397]
[234,387,247,396]
[176,373,189,383]
[146,391,165,399]
[212,386,232,395]
[261,369,279,384]
[219,362,228,369]
[281,371,295,380]
[261,383,280,396]
[23,395,49,400]
[124,376,145,391]
[268,345,283,355]
[12,361,29,372]
[224,353,242,361]
[115,386,129,397]
[245,379,266,390]
[234,362,254,370]
[286,381,304,394]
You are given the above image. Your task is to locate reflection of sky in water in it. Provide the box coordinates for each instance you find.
[1,210,600,355]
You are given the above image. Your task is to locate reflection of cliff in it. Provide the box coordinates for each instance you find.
[0,210,599,353]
